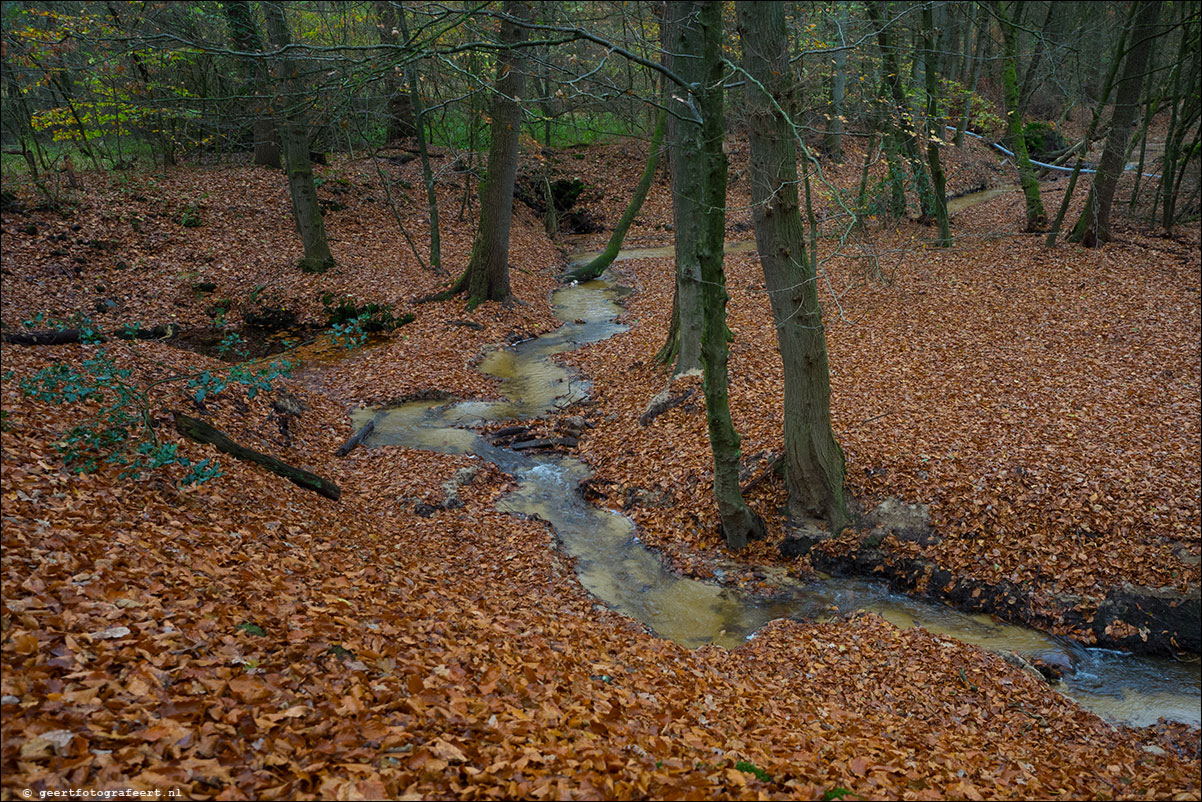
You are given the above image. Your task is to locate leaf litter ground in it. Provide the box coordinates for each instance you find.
[1,143,1199,800]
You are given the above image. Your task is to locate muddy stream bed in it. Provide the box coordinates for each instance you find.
[342,249,1199,730]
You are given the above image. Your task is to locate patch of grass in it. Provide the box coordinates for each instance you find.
[733,760,772,783]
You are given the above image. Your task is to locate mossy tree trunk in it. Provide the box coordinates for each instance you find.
[1070,1,1162,247]
[681,0,765,550]
[564,107,666,283]
[660,1,703,375]
[867,2,934,223]
[922,3,952,246]
[996,1,1046,232]
[262,1,334,274]
[447,0,530,309]
[737,0,850,537]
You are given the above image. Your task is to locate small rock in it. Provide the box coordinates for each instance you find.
[1143,744,1167,756]
[1,695,20,705]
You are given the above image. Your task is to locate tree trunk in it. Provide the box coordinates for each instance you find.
[867,2,935,222]
[224,0,280,168]
[997,0,1046,231]
[262,2,335,273]
[451,0,530,309]
[564,108,666,283]
[661,2,703,375]
[396,7,442,273]
[737,0,850,536]
[822,4,850,162]
[923,3,951,246]
[1045,3,1136,247]
[1070,1,1162,246]
[681,1,765,550]
[373,1,417,143]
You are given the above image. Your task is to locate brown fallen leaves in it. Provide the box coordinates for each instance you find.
[1,147,1200,800]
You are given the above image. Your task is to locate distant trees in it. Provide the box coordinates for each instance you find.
[2,0,1200,549]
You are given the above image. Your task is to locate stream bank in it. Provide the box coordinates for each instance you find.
[345,266,1200,729]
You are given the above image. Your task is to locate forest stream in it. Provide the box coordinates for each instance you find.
[345,254,1200,731]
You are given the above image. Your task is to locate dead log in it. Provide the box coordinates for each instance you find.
[489,425,532,444]
[511,436,578,451]
[741,453,784,494]
[638,387,696,426]
[172,411,340,501]
[336,419,375,457]
[3,323,179,346]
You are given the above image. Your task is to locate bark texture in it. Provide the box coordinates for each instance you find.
[456,0,530,309]
[1071,1,1162,246]
[684,1,765,549]
[997,1,1046,231]
[262,1,335,274]
[662,1,703,375]
[737,0,851,536]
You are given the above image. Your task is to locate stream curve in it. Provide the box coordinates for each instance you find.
[348,266,1200,730]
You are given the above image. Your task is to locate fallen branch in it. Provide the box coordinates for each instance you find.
[741,453,784,495]
[3,323,180,346]
[511,436,578,451]
[336,419,375,457]
[172,411,340,501]
[638,387,696,426]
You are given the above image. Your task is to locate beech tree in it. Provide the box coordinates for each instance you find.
[443,1,531,309]
[737,0,850,536]
[262,1,335,274]
[675,0,765,549]
[1070,0,1163,247]
[996,0,1046,231]
[656,1,704,375]
[223,0,279,169]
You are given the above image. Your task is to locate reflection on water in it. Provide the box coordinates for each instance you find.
[348,267,1200,729]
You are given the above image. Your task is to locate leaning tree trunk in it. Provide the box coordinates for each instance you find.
[1044,3,1135,247]
[737,0,851,537]
[262,2,335,273]
[997,0,1046,231]
[659,2,704,375]
[1070,1,1163,247]
[564,107,666,283]
[449,0,530,309]
[681,0,765,550]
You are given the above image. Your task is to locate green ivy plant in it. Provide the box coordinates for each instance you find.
[18,318,295,486]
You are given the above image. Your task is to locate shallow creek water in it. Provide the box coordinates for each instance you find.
[348,268,1200,729]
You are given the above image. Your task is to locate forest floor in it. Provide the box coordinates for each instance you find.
[1,135,1199,800]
